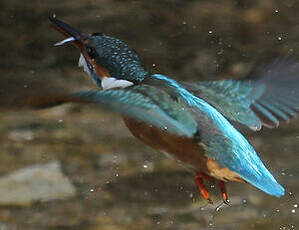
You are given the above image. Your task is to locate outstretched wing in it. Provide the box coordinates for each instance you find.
[74,85,198,137]
[182,57,299,130]
[0,74,197,138]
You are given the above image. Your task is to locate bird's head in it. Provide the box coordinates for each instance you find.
[49,16,149,90]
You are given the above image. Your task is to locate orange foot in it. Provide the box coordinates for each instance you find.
[194,172,230,205]
[219,180,230,205]
[194,172,213,204]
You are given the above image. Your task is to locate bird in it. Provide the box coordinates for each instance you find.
[3,16,299,204]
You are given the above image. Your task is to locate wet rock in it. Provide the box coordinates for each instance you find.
[0,161,76,206]
[7,129,35,141]
[0,223,19,230]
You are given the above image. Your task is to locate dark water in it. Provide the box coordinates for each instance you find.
[0,0,299,229]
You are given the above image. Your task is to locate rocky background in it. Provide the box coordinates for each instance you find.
[0,0,299,229]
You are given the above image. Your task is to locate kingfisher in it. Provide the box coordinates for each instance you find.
[10,16,299,204]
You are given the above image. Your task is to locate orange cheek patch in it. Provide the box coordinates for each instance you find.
[91,59,110,80]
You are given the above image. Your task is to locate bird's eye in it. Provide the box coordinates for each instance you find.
[86,47,97,59]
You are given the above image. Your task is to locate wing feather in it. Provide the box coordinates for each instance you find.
[182,56,299,130]
[74,86,198,137]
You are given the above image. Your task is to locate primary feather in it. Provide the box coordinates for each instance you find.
[182,56,299,130]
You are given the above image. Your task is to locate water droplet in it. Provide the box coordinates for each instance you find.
[143,164,148,169]
[217,49,224,55]
[182,21,187,25]
[293,204,298,208]
[291,209,296,213]
[208,30,213,34]
[242,199,247,204]
[278,36,282,41]
[90,188,94,192]
[113,155,118,164]
[58,119,63,123]
[152,63,156,67]
[275,9,279,13]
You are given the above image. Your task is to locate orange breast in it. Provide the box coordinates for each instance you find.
[123,117,244,183]
[123,116,208,172]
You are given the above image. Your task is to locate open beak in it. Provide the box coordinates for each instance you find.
[49,16,111,85]
[49,16,88,49]
[54,37,76,47]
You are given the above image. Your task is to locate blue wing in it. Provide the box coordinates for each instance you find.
[182,56,299,130]
[74,85,198,138]
[154,74,285,197]
[192,104,285,197]
[0,74,197,137]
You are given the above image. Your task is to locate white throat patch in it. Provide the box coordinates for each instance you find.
[78,54,134,90]
[78,54,90,76]
[101,77,134,90]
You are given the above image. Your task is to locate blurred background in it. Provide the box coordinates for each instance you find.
[0,0,299,229]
